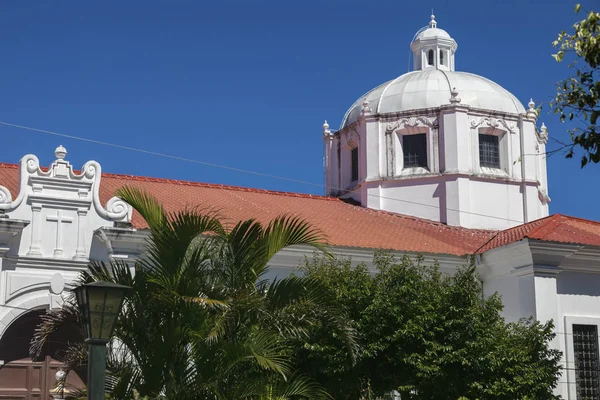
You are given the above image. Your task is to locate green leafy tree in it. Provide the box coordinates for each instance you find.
[31,187,355,400]
[297,253,563,400]
[551,4,600,166]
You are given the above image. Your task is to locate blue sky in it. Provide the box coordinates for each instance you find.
[0,0,597,220]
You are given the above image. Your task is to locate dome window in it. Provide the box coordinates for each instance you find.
[479,134,500,169]
[351,147,359,182]
[403,134,428,168]
[440,50,446,67]
[427,49,434,66]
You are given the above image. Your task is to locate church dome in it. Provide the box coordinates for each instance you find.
[341,69,526,129]
[414,27,451,41]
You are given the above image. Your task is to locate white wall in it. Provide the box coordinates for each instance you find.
[324,106,549,230]
[0,148,135,341]
[483,272,536,323]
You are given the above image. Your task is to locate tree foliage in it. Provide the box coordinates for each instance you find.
[31,186,353,400]
[31,187,563,399]
[296,253,563,400]
[551,4,600,166]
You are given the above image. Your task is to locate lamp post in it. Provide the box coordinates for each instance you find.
[74,281,130,400]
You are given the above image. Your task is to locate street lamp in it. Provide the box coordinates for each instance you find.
[74,281,130,400]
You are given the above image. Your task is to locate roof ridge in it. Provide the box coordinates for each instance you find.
[102,172,342,202]
[0,162,18,169]
[551,213,600,225]
[0,161,339,202]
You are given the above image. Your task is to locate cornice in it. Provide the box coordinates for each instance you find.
[479,239,600,277]
[0,218,30,256]
[94,227,148,263]
[28,194,91,209]
[4,255,90,272]
[269,244,469,272]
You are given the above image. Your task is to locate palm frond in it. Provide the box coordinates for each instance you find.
[234,372,332,399]
[30,299,82,360]
[262,215,330,263]
[116,185,168,230]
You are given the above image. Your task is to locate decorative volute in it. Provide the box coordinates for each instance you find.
[0,146,132,261]
[410,14,458,71]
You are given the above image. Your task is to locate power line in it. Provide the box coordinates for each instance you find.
[0,120,531,224]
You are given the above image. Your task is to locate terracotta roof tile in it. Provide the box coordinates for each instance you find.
[476,214,600,253]
[2,162,600,256]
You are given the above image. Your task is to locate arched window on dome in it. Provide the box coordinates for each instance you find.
[427,49,434,66]
[439,50,446,67]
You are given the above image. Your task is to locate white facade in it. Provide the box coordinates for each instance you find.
[0,16,598,400]
[480,238,600,398]
[0,148,597,399]
[324,15,550,230]
[0,147,145,341]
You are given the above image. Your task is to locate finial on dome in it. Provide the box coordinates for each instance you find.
[361,98,372,115]
[526,98,538,120]
[450,87,461,104]
[54,145,67,160]
[322,120,331,136]
[538,122,549,144]
[429,13,437,28]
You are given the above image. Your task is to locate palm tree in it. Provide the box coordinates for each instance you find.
[31,186,356,399]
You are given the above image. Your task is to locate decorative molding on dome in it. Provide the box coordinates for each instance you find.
[469,117,517,134]
[385,116,439,134]
[535,122,549,144]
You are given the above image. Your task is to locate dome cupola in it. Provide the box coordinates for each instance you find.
[409,15,458,71]
[322,14,549,231]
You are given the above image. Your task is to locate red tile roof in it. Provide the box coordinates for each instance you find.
[1,162,600,256]
[476,214,600,253]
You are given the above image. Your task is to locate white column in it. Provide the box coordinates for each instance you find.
[27,204,43,256]
[73,209,88,261]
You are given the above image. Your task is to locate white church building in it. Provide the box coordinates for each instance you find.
[0,15,599,399]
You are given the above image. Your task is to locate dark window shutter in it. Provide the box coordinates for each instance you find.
[403,134,428,169]
[351,147,359,182]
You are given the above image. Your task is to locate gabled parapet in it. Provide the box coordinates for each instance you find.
[0,146,132,261]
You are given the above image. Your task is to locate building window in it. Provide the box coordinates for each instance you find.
[403,134,427,168]
[479,134,500,169]
[351,147,358,182]
[573,324,600,400]
[428,49,434,66]
[440,50,445,66]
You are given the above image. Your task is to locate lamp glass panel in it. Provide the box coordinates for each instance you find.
[87,286,108,339]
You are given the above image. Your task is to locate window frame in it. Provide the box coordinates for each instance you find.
[573,324,600,399]
[565,316,600,400]
[427,49,434,66]
[478,133,501,169]
[402,133,428,169]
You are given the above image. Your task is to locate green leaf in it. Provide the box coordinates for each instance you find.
[575,3,581,13]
